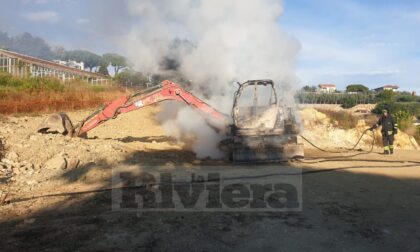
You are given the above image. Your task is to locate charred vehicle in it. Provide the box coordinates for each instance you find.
[38,79,303,162]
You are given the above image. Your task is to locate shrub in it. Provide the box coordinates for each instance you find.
[394,110,413,131]
[341,96,357,108]
[317,109,359,130]
[346,84,369,93]
[414,127,420,145]
[373,102,420,118]
[397,95,416,102]
[0,72,64,92]
[375,90,396,103]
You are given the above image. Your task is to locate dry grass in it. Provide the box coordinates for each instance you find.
[0,88,125,114]
[362,113,379,127]
[317,109,359,130]
[0,79,127,115]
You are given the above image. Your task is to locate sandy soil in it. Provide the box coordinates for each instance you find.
[1,106,420,251]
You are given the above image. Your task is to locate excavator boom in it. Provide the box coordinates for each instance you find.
[37,80,227,137]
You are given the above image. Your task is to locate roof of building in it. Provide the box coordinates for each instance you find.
[382,85,399,89]
[318,84,336,88]
[0,48,107,79]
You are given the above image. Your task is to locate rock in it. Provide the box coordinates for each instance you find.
[18,162,35,175]
[8,118,18,124]
[299,108,330,128]
[66,158,80,169]
[5,151,19,161]
[25,180,38,186]
[44,156,67,170]
[2,159,13,165]
[3,162,12,170]
[29,135,38,141]
[394,133,420,150]
[356,119,366,128]
[409,137,419,150]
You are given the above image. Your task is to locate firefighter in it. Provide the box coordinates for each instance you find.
[369,109,398,155]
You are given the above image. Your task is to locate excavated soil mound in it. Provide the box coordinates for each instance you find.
[299,108,419,150]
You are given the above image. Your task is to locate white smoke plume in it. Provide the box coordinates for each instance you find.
[102,0,301,158]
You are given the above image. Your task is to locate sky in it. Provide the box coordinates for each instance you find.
[0,0,419,92]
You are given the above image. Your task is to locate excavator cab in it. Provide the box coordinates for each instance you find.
[230,80,304,162]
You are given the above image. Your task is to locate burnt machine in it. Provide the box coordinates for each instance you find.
[230,80,303,162]
[37,79,303,162]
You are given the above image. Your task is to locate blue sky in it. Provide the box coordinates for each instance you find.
[0,0,419,92]
[281,0,420,92]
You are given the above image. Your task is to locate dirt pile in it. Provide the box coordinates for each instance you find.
[0,106,186,195]
[299,108,419,150]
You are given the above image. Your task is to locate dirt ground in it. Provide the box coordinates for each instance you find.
[1,106,420,251]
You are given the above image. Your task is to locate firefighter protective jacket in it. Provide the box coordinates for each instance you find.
[373,115,397,135]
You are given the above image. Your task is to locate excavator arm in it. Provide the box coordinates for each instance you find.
[37,80,227,137]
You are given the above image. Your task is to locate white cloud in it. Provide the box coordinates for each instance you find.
[22,11,59,23]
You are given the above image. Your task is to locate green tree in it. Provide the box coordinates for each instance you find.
[346,84,369,93]
[396,91,416,102]
[341,96,357,108]
[301,85,317,92]
[114,70,148,86]
[103,53,128,74]
[375,90,396,103]
[97,64,109,76]
[63,50,102,72]
[394,110,413,131]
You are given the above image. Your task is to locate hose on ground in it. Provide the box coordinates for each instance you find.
[299,128,375,155]
[4,161,420,205]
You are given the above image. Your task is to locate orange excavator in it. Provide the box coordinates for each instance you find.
[37,79,303,162]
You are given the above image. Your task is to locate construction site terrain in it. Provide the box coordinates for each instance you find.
[1,106,420,251]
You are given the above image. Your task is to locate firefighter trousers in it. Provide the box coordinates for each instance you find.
[382,132,394,151]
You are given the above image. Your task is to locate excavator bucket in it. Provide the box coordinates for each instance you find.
[37,112,74,136]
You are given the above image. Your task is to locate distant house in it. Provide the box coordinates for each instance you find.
[53,60,85,70]
[374,85,399,92]
[318,84,337,93]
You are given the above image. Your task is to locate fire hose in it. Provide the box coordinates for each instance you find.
[4,159,420,206]
[298,128,375,155]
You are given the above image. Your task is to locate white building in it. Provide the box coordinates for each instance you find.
[318,84,337,93]
[53,60,84,70]
[374,85,399,92]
